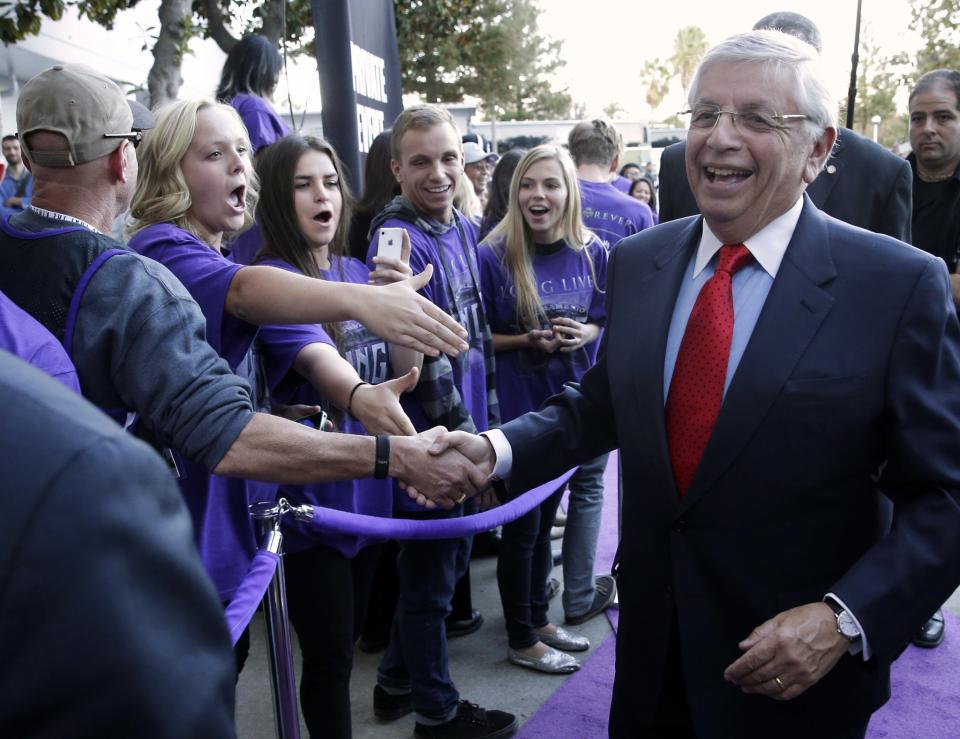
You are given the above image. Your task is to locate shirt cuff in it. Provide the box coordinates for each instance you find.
[479,428,513,479]
[824,593,870,660]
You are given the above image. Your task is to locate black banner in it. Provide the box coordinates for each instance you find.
[311,0,404,191]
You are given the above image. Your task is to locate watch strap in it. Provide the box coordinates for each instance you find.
[826,598,861,641]
[374,435,390,479]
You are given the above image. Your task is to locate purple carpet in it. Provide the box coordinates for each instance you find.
[523,452,960,737]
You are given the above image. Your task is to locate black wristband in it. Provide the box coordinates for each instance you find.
[346,381,368,416]
[374,435,390,479]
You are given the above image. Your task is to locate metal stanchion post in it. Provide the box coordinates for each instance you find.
[250,501,301,739]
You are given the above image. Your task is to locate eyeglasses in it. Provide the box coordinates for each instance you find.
[103,131,144,149]
[679,105,809,134]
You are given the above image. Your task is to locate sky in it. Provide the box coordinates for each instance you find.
[535,0,921,119]
[18,0,923,126]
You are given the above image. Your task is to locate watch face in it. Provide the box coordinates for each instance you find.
[838,611,860,639]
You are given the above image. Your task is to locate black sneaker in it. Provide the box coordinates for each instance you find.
[414,700,518,738]
[373,683,413,721]
[445,609,484,638]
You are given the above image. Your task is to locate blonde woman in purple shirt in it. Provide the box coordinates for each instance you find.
[479,145,610,674]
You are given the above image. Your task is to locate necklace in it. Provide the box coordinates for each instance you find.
[28,204,102,234]
[916,165,956,183]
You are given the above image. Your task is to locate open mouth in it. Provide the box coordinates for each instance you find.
[528,205,549,216]
[704,166,753,183]
[424,184,452,195]
[230,185,246,209]
[313,210,333,224]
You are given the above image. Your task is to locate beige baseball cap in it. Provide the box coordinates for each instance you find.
[17,64,154,167]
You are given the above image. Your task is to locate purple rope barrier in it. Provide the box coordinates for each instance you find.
[224,548,281,645]
[221,471,575,642]
[306,470,575,540]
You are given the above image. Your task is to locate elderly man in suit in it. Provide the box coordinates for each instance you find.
[658,11,913,245]
[426,31,960,739]
[659,9,947,651]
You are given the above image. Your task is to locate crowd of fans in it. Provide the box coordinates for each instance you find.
[1,8,959,739]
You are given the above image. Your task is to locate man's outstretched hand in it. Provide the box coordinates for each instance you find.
[390,428,490,509]
[428,430,501,509]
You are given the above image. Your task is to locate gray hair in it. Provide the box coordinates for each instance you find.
[688,30,838,139]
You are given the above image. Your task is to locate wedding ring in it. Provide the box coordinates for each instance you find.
[775,676,786,691]
[455,493,467,504]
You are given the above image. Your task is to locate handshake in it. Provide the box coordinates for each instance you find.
[389,428,501,509]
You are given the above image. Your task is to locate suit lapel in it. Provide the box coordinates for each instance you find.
[806,129,846,210]
[627,218,702,495]
[679,199,838,512]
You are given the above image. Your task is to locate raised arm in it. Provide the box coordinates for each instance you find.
[293,341,417,436]
[226,263,468,357]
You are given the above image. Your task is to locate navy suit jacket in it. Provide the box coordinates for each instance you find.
[500,200,960,737]
[658,127,913,243]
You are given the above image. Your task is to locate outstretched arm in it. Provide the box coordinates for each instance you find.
[215,415,485,508]
[227,264,468,357]
[293,342,418,436]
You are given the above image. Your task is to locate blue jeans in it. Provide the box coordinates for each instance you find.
[497,485,565,649]
[377,509,471,722]
[561,453,610,618]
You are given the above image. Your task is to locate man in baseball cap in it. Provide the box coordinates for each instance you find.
[462,139,499,209]
[17,63,154,168]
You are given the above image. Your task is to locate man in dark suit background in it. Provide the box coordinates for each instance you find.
[657,12,913,245]
[429,30,960,738]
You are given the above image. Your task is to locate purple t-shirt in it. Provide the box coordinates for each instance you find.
[612,175,632,194]
[0,290,80,392]
[230,94,291,154]
[257,256,394,557]
[367,216,489,433]
[479,238,608,423]
[129,224,257,371]
[129,222,268,601]
[578,179,655,248]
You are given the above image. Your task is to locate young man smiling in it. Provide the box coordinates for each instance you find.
[367,104,514,739]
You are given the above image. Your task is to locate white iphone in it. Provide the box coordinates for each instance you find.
[377,227,404,261]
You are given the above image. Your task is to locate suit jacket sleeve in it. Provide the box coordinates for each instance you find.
[658,142,700,223]
[831,257,960,662]
[877,156,913,244]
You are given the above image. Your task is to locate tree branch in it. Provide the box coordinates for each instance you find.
[204,0,238,53]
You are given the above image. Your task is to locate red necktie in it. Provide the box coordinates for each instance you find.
[666,244,753,497]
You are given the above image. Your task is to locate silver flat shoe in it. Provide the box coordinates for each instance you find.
[508,646,580,674]
[535,625,590,652]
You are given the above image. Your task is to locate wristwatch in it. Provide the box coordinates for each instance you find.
[827,599,862,642]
